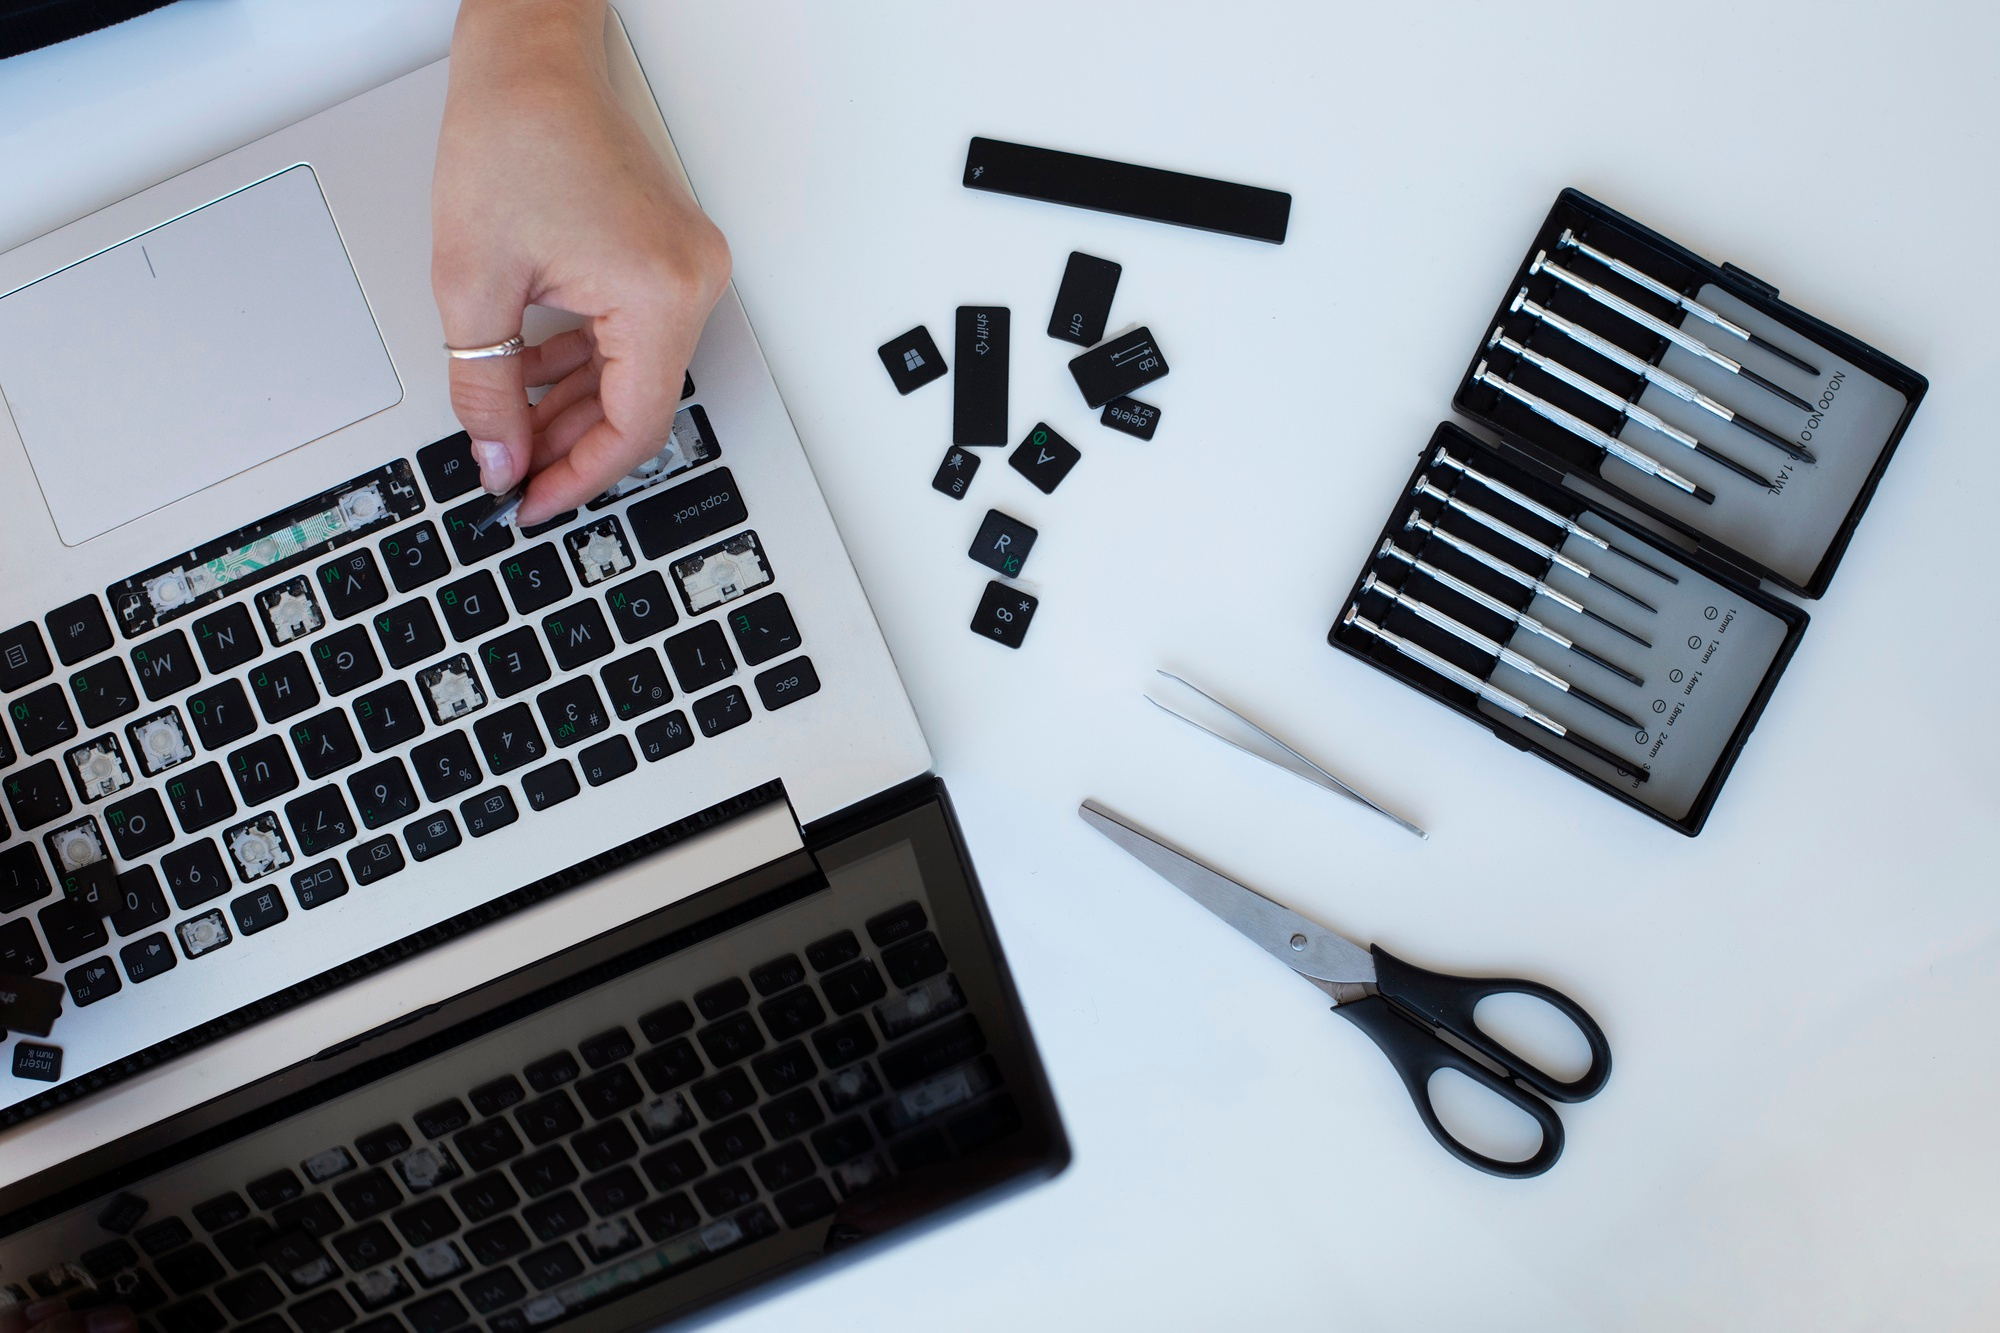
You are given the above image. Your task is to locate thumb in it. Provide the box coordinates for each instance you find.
[437,278,534,494]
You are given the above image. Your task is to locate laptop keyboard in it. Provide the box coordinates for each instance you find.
[15,898,1020,1333]
[0,385,824,1080]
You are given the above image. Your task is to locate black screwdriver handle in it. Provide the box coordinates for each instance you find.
[1370,946,1613,1104]
[1334,994,1565,1178]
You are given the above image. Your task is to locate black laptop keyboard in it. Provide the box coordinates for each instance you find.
[1,392,830,1071]
[25,900,1019,1333]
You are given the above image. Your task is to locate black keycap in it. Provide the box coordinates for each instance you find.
[812,1115,876,1166]
[880,1013,987,1090]
[162,838,230,909]
[460,786,516,838]
[634,1037,702,1092]
[291,1291,359,1333]
[533,677,606,750]
[212,1218,277,1271]
[662,622,733,694]
[9,684,78,754]
[883,931,948,986]
[1068,324,1168,406]
[759,1088,825,1140]
[5,761,73,834]
[413,1099,471,1141]
[751,1142,815,1191]
[246,1169,304,1210]
[539,601,612,672]
[82,1238,141,1279]
[402,1291,466,1333]
[968,509,1036,579]
[690,1067,758,1121]
[341,835,400,888]
[726,594,800,667]
[70,659,140,728]
[328,1221,399,1271]
[578,1026,635,1069]
[137,1217,193,1256]
[1100,394,1161,439]
[349,682,423,755]
[66,954,122,1006]
[757,987,826,1044]
[296,857,354,911]
[290,711,362,781]
[749,1041,817,1096]
[878,324,948,394]
[599,649,671,722]
[1,841,52,910]
[867,901,927,946]
[577,735,634,787]
[437,571,508,643]
[349,1123,410,1165]
[418,433,480,502]
[186,680,255,750]
[130,631,201,702]
[634,1193,699,1242]
[0,716,11,768]
[953,307,1010,444]
[47,596,112,666]
[105,788,173,858]
[0,915,48,975]
[520,758,578,811]
[372,600,444,671]
[509,1145,578,1198]
[41,896,108,962]
[478,626,551,698]
[930,444,980,500]
[693,1168,758,1218]
[454,1117,524,1173]
[0,621,53,691]
[271,1194,344,1239]
[773,1178,836,1228]
[190,604,259,675]
[971,580,1037,648]
[573,1065,641,1119]
[638,1001,694,1044]
[604,570,676,642]
[524,1050,580,1092]
[316,549,389,621]
[819,959,887,1015]
[514,1091,582,1144]
[258,1228,325,1273]
[521,510,577,538]
[1048,250,1121,346]
[403,811,461,862]
[391,1197,458,1247]
[1009,421,1082,494]
[410,731,480,801]
[695,976,749,1020]
[639,1141,705,1193]
[343,759,415,831]
[380,523,449,593]
[692,687,750,738]
[461,1268,525,1316]
[310,627,381,697]
[698,1117,764,1168]
[332,1169,401,1221]
[570,1120,638,1174]
[891,1128,950,1172]
[122,930,178,981]
[499,544,571,615]
[635,710,694,763]
[249,653,319,724]
[749,954,805,997]
[462,1216,529,1266]
[578,1165,645,1218]
[467,702,542,776]
[442,497,516,566]
[469,1075,526,1118]
[520,1191,585,1241]
[518,1242,583,1292]
[753,656,819,712]
[156,1243,225,1292]
[628,468,748,560]
[229,735,298,805]
[156,1297,225,1333]
[285,786,356,856]
[450,1172,519,1226]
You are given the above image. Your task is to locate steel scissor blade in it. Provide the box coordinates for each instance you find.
[1079,800,1376,987]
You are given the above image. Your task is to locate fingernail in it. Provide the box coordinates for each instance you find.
[25,1300,66,1322]
[471,439,513,493]
[87,1309,136,1333]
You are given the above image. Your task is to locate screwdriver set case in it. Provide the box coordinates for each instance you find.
[1329,189,1926,834]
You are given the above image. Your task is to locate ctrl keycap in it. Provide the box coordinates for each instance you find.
[971,582,1037,649]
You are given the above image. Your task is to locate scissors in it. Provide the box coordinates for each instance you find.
[1079,800,1611,1177]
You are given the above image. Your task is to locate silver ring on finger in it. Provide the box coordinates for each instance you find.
[444,334,525,360]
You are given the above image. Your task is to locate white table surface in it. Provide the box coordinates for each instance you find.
[4,3,1998,1329]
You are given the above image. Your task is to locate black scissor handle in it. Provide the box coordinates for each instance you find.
[1370,946,1613,1104]
[1335,994,1565,1178]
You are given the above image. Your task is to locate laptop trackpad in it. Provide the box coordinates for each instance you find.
[0,165,402,546]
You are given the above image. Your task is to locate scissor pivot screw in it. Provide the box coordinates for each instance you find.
[1289,933,1307,951]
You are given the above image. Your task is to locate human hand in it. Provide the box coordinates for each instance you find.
[433,0,730,527]
[2,1297,136,1333]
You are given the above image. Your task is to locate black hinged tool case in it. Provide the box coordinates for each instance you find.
[1328,189,1926,835]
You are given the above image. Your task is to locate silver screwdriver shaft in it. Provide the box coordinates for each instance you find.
[1429,447,1678,585]
[1412,477,1658,614]
[1471,359,1722,502]
[1403,510,1652,649]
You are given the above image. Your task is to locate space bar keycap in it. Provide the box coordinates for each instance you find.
[628,467,747,559]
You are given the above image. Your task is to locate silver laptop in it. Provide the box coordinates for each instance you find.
[0,17,1065,1329]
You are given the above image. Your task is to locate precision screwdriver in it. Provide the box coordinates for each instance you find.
[1413,476,1658,614]
[1556,228,1820,376]
[1531,250,1816,414]
[1485,330,1774,490]
[1362,574,1644,730]
[1429,447,1677,585]
[1343,605,1648,783]
[1403,510,1651,649]
[1470,361,1724,502]
[1376,540,1644,687]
